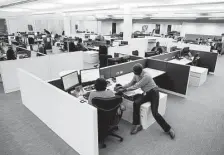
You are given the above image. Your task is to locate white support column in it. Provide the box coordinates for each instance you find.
[63,14,71,36]
[123,6,133,41]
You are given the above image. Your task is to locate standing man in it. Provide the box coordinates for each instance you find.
[122,63,175,139]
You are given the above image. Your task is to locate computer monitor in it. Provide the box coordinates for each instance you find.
[61,71,79,91]
[80,68,100,84]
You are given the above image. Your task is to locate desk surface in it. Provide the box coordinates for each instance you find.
[168,58,192,65]
[76,68,165,102]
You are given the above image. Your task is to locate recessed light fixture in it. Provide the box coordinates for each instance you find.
[0,8,31,12]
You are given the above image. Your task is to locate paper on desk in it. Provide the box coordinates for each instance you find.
[124,89,143,96]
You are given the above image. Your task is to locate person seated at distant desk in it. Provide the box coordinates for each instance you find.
[37,44,46,56]
[151,42,163,55]
[191,53,201,66]
[77,38,88,51]
[6,46,16,60]
[88,78,115,105]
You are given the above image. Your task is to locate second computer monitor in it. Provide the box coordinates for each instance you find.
[80,68,100,84]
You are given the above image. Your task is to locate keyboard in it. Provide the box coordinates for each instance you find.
[83,92,90,100]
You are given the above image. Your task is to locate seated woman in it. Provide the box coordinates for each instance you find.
[191,53,201,66]
[88,78,115,105]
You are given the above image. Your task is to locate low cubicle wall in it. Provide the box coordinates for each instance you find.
[147,59,190,95]
[153,49,218,73]
[18,69,98,155]
[0,51,84,93]
[190,50,218,73]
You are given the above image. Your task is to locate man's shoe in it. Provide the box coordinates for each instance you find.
[167,128,175,139]
[130,125,143,135]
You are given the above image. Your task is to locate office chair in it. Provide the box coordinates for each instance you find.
[132,50,139,56]
[99,54,112,68]
[92,96,124,148]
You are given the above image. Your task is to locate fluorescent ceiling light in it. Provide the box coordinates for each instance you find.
[54,0,106,4]
[193,5,224,10]
[63,5,119,12]
[171,0,224,5]
[134,7,185,13]
[151,17,196,20]
[32,11,56,15]
[209,17,224,20]
[20,3,61,10]
[0,8,31,12]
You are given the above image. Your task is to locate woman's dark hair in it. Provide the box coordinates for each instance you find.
[95,78,107,91]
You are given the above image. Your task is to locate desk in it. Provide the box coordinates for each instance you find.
[168,58,192,65]
[88,46,99,51]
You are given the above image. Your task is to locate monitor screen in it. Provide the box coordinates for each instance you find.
[61,71,79,91]
[80,68,100,83]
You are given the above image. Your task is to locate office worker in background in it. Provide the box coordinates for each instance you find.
[77,38,88,51]
[37,44,46,56]
[88,78,115,105]
[6,46,16,60]
[122,63,175,139]
[191,53,201,66]
[151,42,163,55]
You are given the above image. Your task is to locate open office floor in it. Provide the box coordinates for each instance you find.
[0,58,224,155]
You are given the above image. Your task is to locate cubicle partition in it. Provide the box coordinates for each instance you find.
[0,51,84,93]
[190,50,218,73]
[147,58,190,96]
[100,59,147,79]
[18,69,98,155]
[185,34,221,41]
[150,50,179,61]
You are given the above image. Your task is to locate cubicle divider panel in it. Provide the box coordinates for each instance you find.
[100,67,111,79]
[130,55,144,60]
[150,51,179,61]
[191,50,218,73]
[110,59,147,78]
[48,52,84,80]
[48,78,64,91]
[0,56,50,93]
[185,34,221,41]
[18,69,99,155]
[147,59,167,71]
[165,62,190,95]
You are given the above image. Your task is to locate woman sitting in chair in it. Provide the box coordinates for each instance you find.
[191,53,201,66]
[88,78,115,105]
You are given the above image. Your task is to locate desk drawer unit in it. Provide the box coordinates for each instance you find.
[122,92,167,130]
[189,67,208,87]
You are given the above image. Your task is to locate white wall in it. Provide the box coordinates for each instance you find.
[181,22,224,36]
[132,21,182,35]
[6,15,64,34]
[18,69,98,155]
[101,20,123,35]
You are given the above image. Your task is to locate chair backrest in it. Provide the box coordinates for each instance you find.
[132,50,139,56]
[99,54,112,68]
[92,96,123,140]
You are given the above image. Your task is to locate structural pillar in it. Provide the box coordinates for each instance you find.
[123,6,133,41]
[63,14,71,36]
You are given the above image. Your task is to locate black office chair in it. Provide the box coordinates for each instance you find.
[132,50,139,56]
[92,96,124,148]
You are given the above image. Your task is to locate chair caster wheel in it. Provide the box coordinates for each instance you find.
[115,126,119,131]
[120,138,123,142]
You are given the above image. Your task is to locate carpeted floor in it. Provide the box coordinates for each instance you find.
[0,57,224,155]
